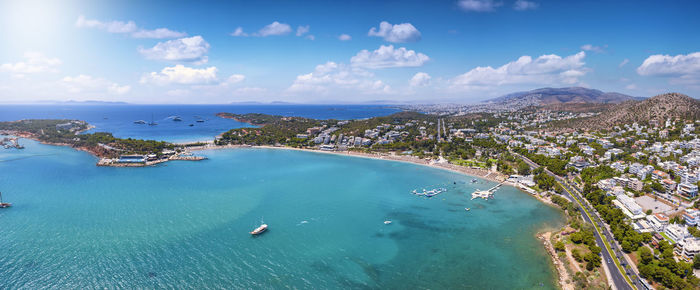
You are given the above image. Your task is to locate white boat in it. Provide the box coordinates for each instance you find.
[465,208,470,211]
[250,219,268,235]
[384,220,392,225]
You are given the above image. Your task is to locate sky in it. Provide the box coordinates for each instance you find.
[0,0,699,104]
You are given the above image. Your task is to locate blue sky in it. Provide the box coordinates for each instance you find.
[1,0,699,104]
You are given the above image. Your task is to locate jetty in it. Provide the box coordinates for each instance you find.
[471,182,503,200]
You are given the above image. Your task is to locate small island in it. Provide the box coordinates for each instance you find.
[0,119,205,167]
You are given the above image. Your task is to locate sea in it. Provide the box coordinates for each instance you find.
[0,105,565,289]
[0,104,401,143]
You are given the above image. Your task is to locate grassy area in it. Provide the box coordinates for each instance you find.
[448,158,486,168]
[658,232,674,244]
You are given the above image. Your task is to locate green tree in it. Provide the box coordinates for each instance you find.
[639,246,653,265]
[517,161,531,175]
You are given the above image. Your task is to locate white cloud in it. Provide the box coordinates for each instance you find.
[225,74,246,85]
[368,21,421,43]
[138,36,210,64]
[581,44,606,53]
[140,65,218,85]
[451,51,587,88]
[75,15,185,39]
[637,52,700,79]
[338,34,352,41]
[230,27,248,37]
[305,35,315,40]
[296,25,310,36]
[255,21,292,37]
[410,72,431,87]
[619,59,629,68]
[350,45,429,69]
[513,0,538,10]
[625,84,637,90]
[287,62,391,96]
[458,0,503,12]
[0,52,61,75]
[61,75,131,95]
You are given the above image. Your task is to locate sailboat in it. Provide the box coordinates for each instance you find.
[0,191,11,208]
[148,113,158,126]
[250,218,268,235]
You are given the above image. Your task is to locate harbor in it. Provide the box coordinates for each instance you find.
[0,137,24,149]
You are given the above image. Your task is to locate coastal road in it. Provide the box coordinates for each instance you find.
[513,153,637,290]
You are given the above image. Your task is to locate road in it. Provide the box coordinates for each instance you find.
[514,153,639,290]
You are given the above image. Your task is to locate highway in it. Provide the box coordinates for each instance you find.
[514,152,639,290]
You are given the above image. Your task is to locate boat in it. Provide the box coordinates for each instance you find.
[0,191,11,208]
[196,119,205,123]
[172,116,182,122]
[148,114,158,126]
[384,220,392,225]
[465,208,470,211]
[471,179,477,183]
[134,120,146,124]
[250,219,268,235]
[188,124,194,127]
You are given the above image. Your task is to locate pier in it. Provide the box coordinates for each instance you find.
[471,182,503,200]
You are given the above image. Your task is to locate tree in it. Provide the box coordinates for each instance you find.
[554,240,565,252]
[639,246,653,265]
[694,255,700,269]
[517,161,531,175]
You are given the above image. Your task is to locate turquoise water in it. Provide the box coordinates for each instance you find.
[0,140,564,289]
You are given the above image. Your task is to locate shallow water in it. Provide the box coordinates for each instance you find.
[0,139,564,289]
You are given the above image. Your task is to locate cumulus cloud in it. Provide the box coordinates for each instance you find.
[225,74,246,85]
[458,0,503,12]
[230,27,248,37]
[138,36,210,64]
[287,62,390,96]
[410,72,431,87]
[75,15,185,39]
[350,45,429,69]
[451,51,587,88]
[0,52,61,75]
[338,34,352,41]
[61,75,131,95]
[513,0,538,10]
[368,21,421,43]
[140,65,218,85]
[637,52,700,79]
[581,44,606,53]
[255,21,292,37]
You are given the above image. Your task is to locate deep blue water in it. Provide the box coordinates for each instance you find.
[0,105,400,143]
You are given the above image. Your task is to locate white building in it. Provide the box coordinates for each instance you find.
[665,223,690,243]
[612,193,646,219]
[684,209,700,226]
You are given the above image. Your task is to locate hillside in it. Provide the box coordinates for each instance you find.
[486,87,638,106]
[551,93,700,130]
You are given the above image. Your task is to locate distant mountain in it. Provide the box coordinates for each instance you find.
[485,87,640,105]
[554,93,700,130]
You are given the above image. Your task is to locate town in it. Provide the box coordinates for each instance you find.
[216,93,700,289]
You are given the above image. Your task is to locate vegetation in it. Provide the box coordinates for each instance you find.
[0,119,174,157]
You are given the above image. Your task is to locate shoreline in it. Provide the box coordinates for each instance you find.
[538,231,575,290]
[188,144,509,184]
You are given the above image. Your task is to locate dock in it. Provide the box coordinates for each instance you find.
[471,182,503,200]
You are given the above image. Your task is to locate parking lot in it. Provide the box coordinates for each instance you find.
[635,195,675,214]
